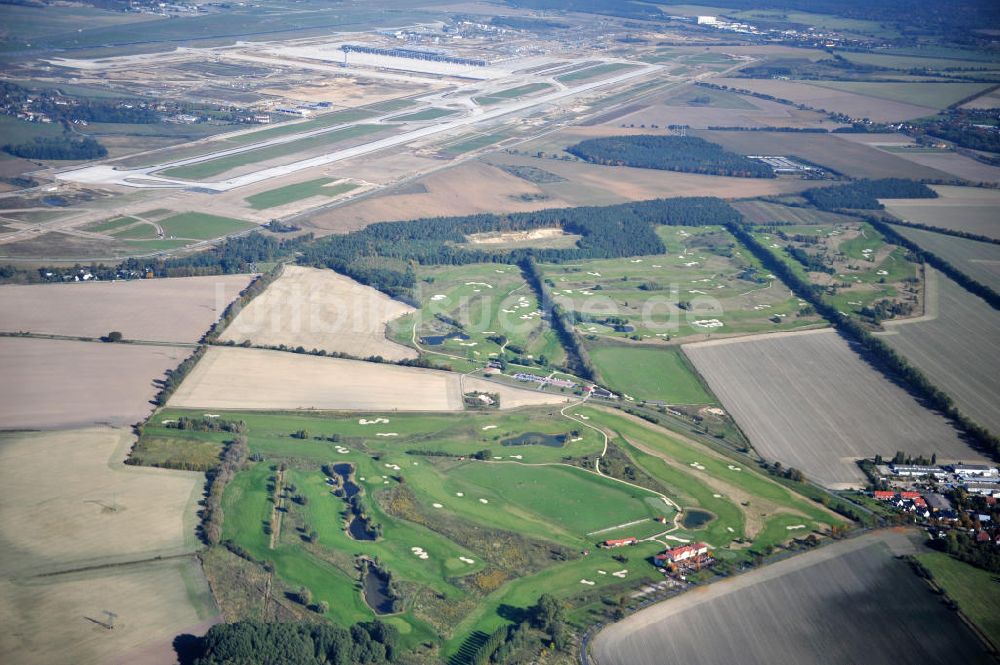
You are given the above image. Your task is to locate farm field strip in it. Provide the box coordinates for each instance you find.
[244,178,360,210]
[683,329,982,488]
[883,185,1000,240]
[894,225,1000,292]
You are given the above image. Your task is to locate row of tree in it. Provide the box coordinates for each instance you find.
[566,135,776,178]
[201,434,249,545]
[803,178,937,211]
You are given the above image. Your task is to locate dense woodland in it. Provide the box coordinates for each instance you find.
[566,135,775,178]
[803,179,937,211]
[2,135,107,159]
[189,620,400,665]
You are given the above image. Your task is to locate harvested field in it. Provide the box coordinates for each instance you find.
[879,268,1000,433]
[0,427,202,576]
[592,531,992,665]
[693,130,954,180]
[683,329,980,488]
[806,80,993,109]
[0,337,189,430]
[711,78,938,122]
[894,226,1000,292]
[884,185,1000,239]
[167,346,569,411]
[877,150,1000,184]
[0,557,216,665]
[0,274,253,342]
[219,266,417,360]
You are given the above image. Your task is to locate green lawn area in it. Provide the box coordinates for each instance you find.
[388,108,458,122]
[87,216,140,233]
[159,212,256,240]
[664,87,757,110]
[129,432,226,471]
[225,108,377,146]
[441,132,508,155]
[474,83,552,106]
[159,124,386,180]
[244,178,359,210]
[917,552,1000,644]
[114,221,160,239]
[556,63,637,84]
[589,345,717,405]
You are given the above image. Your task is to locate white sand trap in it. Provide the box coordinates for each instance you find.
[493,456,503,460]
[482,425,498,430]
[665,535,690,543]
[580,579,596,585]
[786,524,807,530]
[359,476,366,481]
[598,570,607,575]
[419,553,429,559]
[727,527,735,533]
[509,454,523,460]
[161,419,176,425]
[465,282,493,288]
[383,480,389,484]
[727,465,742,471]
[432,503,443,508]
[479,498,489,504]
[431,294,447,301]
[459,556,475,564]
[359,417,390,425]
[713,493,722,498]
[579,415,590,420]
[571,437,583,442]
[376,432,399,437]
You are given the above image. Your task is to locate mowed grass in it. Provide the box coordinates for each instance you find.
[159,212,256,240]
[388,108,457,122]
[556,62,637,83]
[244,178,359,210]
[159,124,386,181]
[474,83,552,106]
[87,216,140,233]
[917,552,1000,644]
[224,109,377,146]
[589,345,717,405]
[441,132,508,155]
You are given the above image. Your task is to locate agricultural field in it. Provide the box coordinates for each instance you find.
[166,346,571,412]
[684,329,983,488]
[244,178,359,210]
[539,225,824,344]
[592,532,992,665]
[587,345,717,405]
[219,266,418,360]
[884,185,1000,240]
[748,215,922,318]
[894,226,1000,292]
[0,337,190,430]
[916,552,1000,645]
[136,402,840,658]
[397,262,567,367]
[0,274,252,342]
[879,268,1000,434]
[695,130,956,180]
[0,427,213,665]
[806,80,994,109]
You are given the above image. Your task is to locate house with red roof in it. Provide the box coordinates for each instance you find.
[873,490,896,501]
[655,542,710,565]
[900,491,921,500]
[603,537,637,548]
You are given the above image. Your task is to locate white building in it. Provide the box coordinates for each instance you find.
[697,16,717,25]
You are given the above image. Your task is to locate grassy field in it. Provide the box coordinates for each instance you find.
[137,401,842,657]
[441,132,509,156]
[224,109,377,146]
[159,212,256,240]
[474,83,552,106]
[662,86,757,109]
[244,178,359,210]
[539,225,824,343]
[589,345,717,405]
[159,124,386,181]
[556,63,637,84]
[396,262,567,367]
[387,108,457,122]
[917,552,1000,645]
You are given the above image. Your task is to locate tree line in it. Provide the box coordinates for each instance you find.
[2,135,107,160]
[566,135,775,178]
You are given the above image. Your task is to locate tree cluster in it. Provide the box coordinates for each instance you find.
[566,135,775,178]
[2,135,107,160]
[201,434,249,545]
[803,178,937,211]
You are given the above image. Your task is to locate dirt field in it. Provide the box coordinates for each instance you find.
[694,130,955,180]
[895,226,1000,292]
[883,151,1000,184]
[710,78,939,122]
[0,337,190,430]
[607,93,838,130]
[884,186,1000,239]
[0,427,213,665]
[219,266,417,361]
[0,274,253,342]
[880,268,1000,433]
[0,557,215,665]
[167,346,570,411]
[592,530,992,665]
[683,329,981,488]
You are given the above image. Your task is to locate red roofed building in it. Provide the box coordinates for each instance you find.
[977,530,992,543]
[900,491,921,500]
[657,542,710,564]
[873,491,896,501]
[913,497,927,508]
[604,537,637,548]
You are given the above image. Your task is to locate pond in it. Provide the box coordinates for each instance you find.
[419,331,470,346]
[331,463,375,541]
[501,432,566,448]
[613,324,635,333]
[681,509,714,529]
[41,196,69,207]
[362,564,395,615]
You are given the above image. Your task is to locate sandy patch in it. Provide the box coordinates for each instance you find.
[220,265,417,361]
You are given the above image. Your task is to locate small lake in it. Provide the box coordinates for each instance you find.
[501,432,566,448]
[420,331,470,346]
[613,324,635,333]
[362,564,395,615]
[681,509,714,529]
[332,463,360,498]
[41,196,69,207]
[332,463,374,540]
